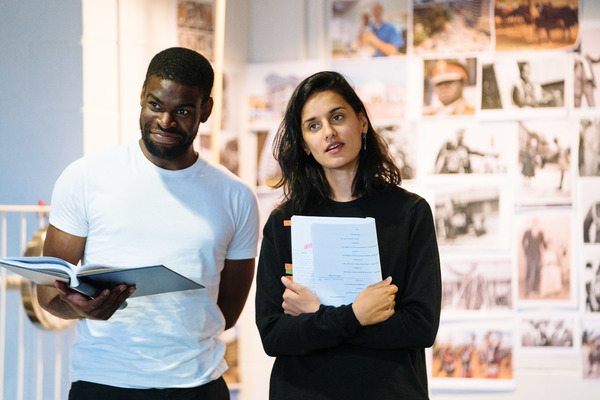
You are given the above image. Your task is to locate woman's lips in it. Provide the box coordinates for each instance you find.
[326,142,343,152]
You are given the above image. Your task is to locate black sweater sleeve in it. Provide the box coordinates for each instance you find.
[345,198,441,349]
[255,211,363,357]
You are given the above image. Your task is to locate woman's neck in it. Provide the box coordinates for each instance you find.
[326,170,358,202]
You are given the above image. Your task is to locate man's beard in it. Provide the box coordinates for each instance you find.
[140,122,196,161]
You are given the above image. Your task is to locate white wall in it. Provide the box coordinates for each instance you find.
[0,0,84,206]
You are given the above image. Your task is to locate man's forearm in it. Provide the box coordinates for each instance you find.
[37,284,81,320]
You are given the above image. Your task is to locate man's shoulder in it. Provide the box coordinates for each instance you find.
[79,142,133,166]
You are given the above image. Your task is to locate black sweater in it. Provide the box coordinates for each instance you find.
[255,186,442,400]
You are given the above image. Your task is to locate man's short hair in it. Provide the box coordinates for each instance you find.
[145,47,214,101]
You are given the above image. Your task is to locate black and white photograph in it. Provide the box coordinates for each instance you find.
[516,211,574,304]
[582,245,600,313]
[480,53,568,118]
[516,119,575,206]
[573,20,600,109]
[374,122,417,180]
[433,185,508,249]
[581,317,600,380]
[580,177,600,243]
[440,256,513,314]
[519,314,576,352]
[419,120,514,177]
[579,117,600,177]
[329,0,408,59]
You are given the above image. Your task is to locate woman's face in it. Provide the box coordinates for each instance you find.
[300,90,368,178]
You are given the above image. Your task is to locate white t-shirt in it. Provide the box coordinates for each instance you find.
[49,141,260,388]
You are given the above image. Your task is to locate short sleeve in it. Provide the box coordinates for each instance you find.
[48,158,89,238]
[225,185,260,260]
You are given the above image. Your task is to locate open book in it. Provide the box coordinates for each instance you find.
[290,215,382,306]
[0,256,204,298]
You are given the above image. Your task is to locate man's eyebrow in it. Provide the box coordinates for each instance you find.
[147,94,196,109]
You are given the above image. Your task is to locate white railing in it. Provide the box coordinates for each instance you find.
[0,205,74,400]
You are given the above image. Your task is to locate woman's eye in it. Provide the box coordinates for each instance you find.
[332,114,343,121]
[309,123,319,131]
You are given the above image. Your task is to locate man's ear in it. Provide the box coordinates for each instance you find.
[200,97,214,123]
[140,84,146,106]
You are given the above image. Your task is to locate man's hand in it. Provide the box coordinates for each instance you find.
[53,281,135,320]
[352,276,398,326]
[281,276,320,316]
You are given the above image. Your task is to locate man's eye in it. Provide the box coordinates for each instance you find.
[150,102,161,110]
[177,109,189,115]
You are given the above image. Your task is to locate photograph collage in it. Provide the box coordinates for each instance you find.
[237,0,600,391]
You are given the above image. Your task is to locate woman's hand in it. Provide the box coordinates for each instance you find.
[352,276,398,326]
[281,276,321,316]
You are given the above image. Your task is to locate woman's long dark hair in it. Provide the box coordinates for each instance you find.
[273,71,401,214]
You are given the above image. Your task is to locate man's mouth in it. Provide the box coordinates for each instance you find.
[152,130,182,144]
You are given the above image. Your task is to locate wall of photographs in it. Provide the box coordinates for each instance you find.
[244,0,600,397]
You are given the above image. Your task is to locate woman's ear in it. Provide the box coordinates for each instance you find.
[302,142,311,155]
[359,111,368,133]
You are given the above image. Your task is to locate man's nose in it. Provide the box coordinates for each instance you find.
[158,112,176,128]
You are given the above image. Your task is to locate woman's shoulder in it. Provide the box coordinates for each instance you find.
[379,185,425,204]
[370,185,433,216]
[265,207,292,228]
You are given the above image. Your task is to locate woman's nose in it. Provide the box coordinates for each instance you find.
[323,122,336,140]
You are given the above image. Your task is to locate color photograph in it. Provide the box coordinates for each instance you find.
[431,320,515,390]
[413,0,492,54]
[329,0,408,58]
[423,57,477,117]
[494,0,580,52]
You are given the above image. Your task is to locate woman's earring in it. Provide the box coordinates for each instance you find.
[362,132,367,150]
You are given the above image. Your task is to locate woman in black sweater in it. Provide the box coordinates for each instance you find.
[255,71,441,399]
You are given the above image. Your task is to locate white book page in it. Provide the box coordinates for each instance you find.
[291,216,382,306]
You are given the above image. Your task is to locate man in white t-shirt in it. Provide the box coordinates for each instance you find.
[37,47,260,400]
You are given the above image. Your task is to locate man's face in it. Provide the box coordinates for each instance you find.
[519,63,531,80]
[139,76,212,164]
[434,79,464,106]
[371,3,383,22]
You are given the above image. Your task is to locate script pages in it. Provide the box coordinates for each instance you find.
[290,216,382,306]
